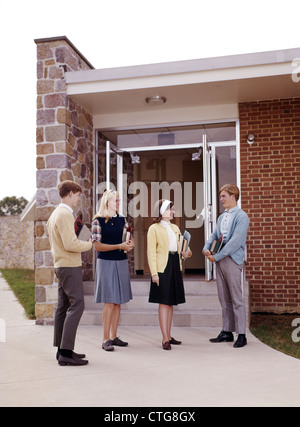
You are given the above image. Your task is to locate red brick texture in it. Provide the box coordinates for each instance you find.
[239,98,300,313]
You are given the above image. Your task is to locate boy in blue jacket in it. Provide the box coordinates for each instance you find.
[203,184,249,348]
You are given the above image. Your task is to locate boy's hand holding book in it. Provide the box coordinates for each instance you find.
[204,249,216,263]
[204,234,224,263]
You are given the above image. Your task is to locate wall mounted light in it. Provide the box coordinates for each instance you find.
[130,153,141,164]
[145,95,167,106]
[247,133,255,145]
[192,147,202,161]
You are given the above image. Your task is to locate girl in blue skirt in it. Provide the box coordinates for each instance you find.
[92,190,134,351]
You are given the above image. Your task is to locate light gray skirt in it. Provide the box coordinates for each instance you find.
[94,258,132,304]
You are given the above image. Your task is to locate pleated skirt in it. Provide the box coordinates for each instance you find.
[148,252,186,306]
[94,258,132,304]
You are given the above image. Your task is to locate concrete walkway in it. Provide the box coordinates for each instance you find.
[1,273,300,407]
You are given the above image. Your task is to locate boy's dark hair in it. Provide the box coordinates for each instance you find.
[58,180,82,198]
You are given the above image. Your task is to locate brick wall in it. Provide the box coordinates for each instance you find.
[35,37,94,324]
[239,98,300,313]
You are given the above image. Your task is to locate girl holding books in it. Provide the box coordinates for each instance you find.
[147,199,192,350]
[92,190,134,351]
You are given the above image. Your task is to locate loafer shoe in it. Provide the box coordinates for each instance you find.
[72,351,86,359]
[111,337,128,347]
[102,340,114,351]
[162,341,172,350]
[169,337,182,345]
[56,350,86,361]
[209,330,234,343]
[233,334,247,348]
[58,355,88,366]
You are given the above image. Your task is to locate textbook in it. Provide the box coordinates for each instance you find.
[122,224,132,243]
[77,224,92,241]
[75,216,84,235]
[210,234,224,254]
[122,224,132,252]
[75,217,91,241]
[179,229,191,260]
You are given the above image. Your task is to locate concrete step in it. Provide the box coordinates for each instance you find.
[84,294,221,311]
[83,278,219,296]
[81,277,226,327]
[80,309,222,327]
[81,277,249,327]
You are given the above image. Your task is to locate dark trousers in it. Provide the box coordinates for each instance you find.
[53,266,84,350]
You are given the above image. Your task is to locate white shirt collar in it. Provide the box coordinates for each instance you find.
[225,206,239,214]
[58,203,73,214]
[160,219,171,227]
[160,220,177,251]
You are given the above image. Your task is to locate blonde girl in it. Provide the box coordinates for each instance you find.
[92,190,134,351]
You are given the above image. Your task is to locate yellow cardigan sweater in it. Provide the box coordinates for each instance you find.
[147,222,183,277]
[46,206,92,268]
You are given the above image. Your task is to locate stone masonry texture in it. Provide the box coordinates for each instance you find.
[0,215,34,269]
[35,37,94,324]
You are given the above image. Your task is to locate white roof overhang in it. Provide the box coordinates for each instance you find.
[65,48,300,117]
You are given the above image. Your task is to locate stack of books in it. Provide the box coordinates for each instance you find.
[179,230,191,260]
[210,234,224,254]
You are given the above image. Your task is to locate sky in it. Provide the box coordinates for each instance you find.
[0,0,299,202]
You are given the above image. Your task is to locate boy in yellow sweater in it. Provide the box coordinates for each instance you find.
[46,181,92,366]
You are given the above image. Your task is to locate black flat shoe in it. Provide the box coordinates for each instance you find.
[72,351,86,359]
[162,341,172,350]
[169,337,182,345]
[111,337,128,346]
[233,334,247,348]
[209,330,234,343]
[56,350,86,360]
[102,340,114,351]
[58,355,88,366]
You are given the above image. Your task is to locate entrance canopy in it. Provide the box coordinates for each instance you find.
[65,47,300,124]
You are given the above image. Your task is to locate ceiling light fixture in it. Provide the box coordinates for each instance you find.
[145,95,167,106]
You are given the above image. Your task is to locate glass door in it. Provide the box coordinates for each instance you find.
[97,122,239,279]
[203,141,238,280]
[203,135,213,281]
[95,137,124,214]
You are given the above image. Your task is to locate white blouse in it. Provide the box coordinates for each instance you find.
[160,220,177,252]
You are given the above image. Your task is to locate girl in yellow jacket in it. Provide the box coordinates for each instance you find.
[147,199,192,350]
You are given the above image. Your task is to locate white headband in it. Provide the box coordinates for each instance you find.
[160,200,171,215]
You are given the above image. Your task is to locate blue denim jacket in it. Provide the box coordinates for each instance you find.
[203,207,249,265]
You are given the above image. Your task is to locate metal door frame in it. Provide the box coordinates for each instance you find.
[203,139,240,280]
[96,120,240,281]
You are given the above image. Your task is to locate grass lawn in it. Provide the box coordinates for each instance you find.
[250,313,300,360]
[0,268,36,319]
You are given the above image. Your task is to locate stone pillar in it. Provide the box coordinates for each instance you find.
[34,37,94,324]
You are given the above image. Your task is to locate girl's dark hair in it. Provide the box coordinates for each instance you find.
[152,199,174,223]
